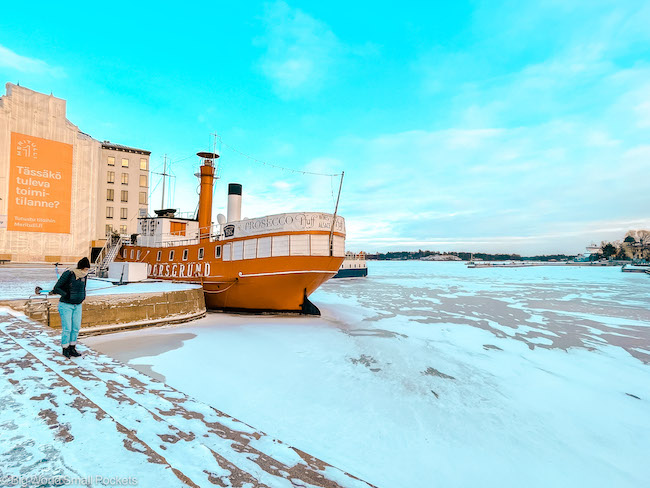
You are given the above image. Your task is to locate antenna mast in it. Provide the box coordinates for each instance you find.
[161,155,168,209]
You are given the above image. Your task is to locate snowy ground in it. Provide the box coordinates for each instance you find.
[0,266,200,300]
[82,261,650,488]
[0,308,374,488]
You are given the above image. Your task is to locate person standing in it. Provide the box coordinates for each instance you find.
[52,257,91,358]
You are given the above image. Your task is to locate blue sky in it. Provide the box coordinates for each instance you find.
[1,0,649,254]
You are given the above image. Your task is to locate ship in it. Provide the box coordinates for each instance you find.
[332,252,368,278]
[108,151,346,315]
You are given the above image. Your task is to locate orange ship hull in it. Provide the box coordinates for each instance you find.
[118,232,344,313]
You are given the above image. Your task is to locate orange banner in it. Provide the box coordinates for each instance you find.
[8,132,73,233]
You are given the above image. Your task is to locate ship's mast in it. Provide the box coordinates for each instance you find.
[160,155,167,210]
[329,171,344,256]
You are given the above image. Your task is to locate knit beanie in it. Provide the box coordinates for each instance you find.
[77,257,91,269]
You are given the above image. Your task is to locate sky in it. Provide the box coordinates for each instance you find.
[1,0,649,254]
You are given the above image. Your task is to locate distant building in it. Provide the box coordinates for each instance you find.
[0,83,150,263]
[97,142,150,242]
[621,234,650,261]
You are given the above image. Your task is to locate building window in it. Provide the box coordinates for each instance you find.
[121,173,129,185]
[120,208,128,220]
[107,156,115,166]
[105,224,113,236]
[169,250,175,261]
[121,190,128,202]
[106,189,114,201]
[106,207,114,219]
[120,225,127,234]
[107,171,115,183]
[139,192,147,205]
[140,158,147,170]
[139,175,147,187]
[122,158,129,167]
[215,246,221,258]
[182,249,189,261]
[156,250,161,261]
[198,248,204,260]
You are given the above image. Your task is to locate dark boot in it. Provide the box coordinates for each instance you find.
[68,345,81,357]
[62,347,71,358]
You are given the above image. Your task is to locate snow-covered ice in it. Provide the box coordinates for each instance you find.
[80,261,650,488]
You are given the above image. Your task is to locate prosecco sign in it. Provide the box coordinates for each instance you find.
[226,212,346,238]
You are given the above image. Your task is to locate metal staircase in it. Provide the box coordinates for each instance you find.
[92,234,126,278]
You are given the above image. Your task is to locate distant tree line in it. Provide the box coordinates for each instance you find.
[365,250,576,261]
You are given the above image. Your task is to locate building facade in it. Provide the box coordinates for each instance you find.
[0,83,150,263]
[97,142,150,242]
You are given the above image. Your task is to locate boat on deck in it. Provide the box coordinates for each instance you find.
[110,151,346,314]
[332,252,368,278]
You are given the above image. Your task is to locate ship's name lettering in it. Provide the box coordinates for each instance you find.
[149,262,211,278]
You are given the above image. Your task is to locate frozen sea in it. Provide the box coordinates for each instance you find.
[79,261,649,488]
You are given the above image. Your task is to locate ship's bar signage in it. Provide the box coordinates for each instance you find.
[7,132,73,233]
[230,212,345,238]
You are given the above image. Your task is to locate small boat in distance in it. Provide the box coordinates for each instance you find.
[332,252,368,278]
[621,263,650,273]
[109,151,346,315]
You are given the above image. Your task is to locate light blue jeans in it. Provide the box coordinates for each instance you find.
[59,302,82,347]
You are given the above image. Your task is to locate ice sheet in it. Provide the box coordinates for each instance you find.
[83,262,650,488]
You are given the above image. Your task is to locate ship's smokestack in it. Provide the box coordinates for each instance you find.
[196,152,219,241]
[227,183,242,222]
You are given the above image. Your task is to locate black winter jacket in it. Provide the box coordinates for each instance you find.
[53,270,87,304]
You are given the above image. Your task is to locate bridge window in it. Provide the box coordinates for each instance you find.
[232,241,243,260]
[271,235,289,256]
[244,239,257,259]
[257,237,271,258]
[310,234,330,256]
[290,235,310,256]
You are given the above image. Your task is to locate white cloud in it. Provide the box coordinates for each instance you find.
[328,114,650,254]
[0,44,64,77]
[256,1,342,98]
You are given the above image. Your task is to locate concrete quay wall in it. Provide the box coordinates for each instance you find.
[1,288,206,334]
